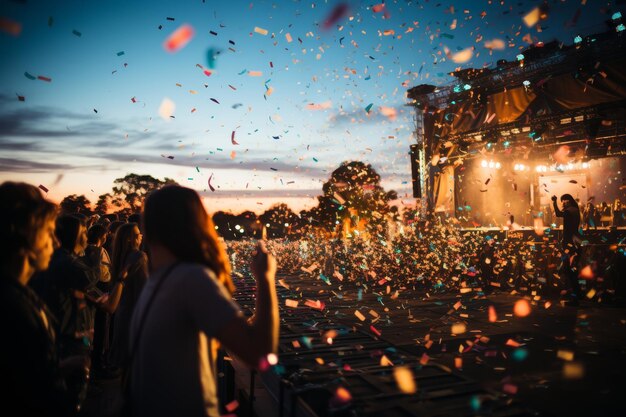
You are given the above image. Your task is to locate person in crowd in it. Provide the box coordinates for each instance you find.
[552,194,582,305]
[583,201,597,230]
[104,220,125,256]
[129,185,279,417]
[599,201,611,226]
[30,214,101,409]
[0,182,75,416]
[108,222,148,371]
[85,224,113,377]
[612,198,624,227]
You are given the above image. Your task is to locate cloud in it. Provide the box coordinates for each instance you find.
[198,187,323,199]
[0,157,76,173]
[327,104,409,127]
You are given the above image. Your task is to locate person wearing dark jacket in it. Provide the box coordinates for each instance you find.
[552,194,582,305]
[0,182,75,416]
[30,214,101,411]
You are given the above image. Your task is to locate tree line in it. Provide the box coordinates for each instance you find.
[60,161,401,240]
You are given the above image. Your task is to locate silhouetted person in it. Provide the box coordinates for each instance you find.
[552,194,582,305]
[0,182,74,416]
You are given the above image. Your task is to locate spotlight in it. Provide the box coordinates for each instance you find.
[582,162,589,169]
[481,160,488,168]
[488,161,495,168]
[495,162,501,169]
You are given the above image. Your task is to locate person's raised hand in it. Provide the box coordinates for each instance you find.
[551,195,557,202]
[251,241,276,285]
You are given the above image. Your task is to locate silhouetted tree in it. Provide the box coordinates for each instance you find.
[317,161,397,233]
[259,204,299,238]
[112,173,177,212]
[60,194,92,216]
[94,193,123,215]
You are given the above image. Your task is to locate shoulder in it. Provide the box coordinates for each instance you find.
[173,263,227,294]
[127,250,148,265]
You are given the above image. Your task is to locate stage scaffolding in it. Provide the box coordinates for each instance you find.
[407,27,626,221]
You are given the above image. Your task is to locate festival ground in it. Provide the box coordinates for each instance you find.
[83,269,626,417]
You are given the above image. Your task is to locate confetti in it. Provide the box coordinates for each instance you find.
[164,24,195,52]
[393,367,417,394]
[513,299,531,317]
[158,98,175,120]
[0,17,21,36]
[208,174,216,192]
[38,184,49,193]
[254,26,268,36]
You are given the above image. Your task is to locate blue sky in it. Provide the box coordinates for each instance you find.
[0,0,620,212]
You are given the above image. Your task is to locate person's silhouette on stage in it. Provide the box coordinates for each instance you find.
[552,194,582,305]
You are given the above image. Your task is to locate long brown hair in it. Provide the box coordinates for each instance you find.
[143,185,234,294]
[111,222,139,282]
[0,182,57,279]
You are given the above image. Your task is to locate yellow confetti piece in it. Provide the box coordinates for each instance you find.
[454,357,463,369]
[393,366,417,394]
[315,357,324,365]
[523,7,540,27]
[248,70,263,77]
[586,288,596,299]
[380,355,394,366]
[254,26,268,35]
[285,299,299,308]
[354,310,366,321]
[285,32,292,42]
[557,350,574,361]
[451,323,466,334]
[563,362,584,379]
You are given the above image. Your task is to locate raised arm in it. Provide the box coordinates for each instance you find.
[216,242,279,368]
[552,195,564,217]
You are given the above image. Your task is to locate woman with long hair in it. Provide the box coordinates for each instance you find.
[0,182,75,415]
[129,185,278,417]
[108,222,148,370]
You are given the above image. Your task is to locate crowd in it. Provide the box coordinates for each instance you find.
[1,180,623,416]
[0,182,279,417]
[582,198,624,229]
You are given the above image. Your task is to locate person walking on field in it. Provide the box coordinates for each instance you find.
[129,185,279,417]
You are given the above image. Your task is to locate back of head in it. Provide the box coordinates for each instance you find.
[0,182,57,277]
[560,194,579,210]
[111,222,137,281]
[56,215,82,251]
[143,185,234,294]
[87,224,107,245]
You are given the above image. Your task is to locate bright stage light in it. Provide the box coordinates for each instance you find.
[481,160,488,168]
[582,162,589,169]
[488,161,495,168]
[495,162,501,169]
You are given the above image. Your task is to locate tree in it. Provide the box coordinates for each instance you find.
[259,204,300,238]
[60,194,92,216]
[94,193,123,215]
[112,174,177,212]
[316,161,397,234]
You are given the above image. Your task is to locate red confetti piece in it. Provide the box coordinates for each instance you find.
[231,131,239,145]
[38,184,49,193]
[203,69,212,76]
[163,24,195,52]
[0,17,22,36]
[372,3,385,13]
[37,75,52,82]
